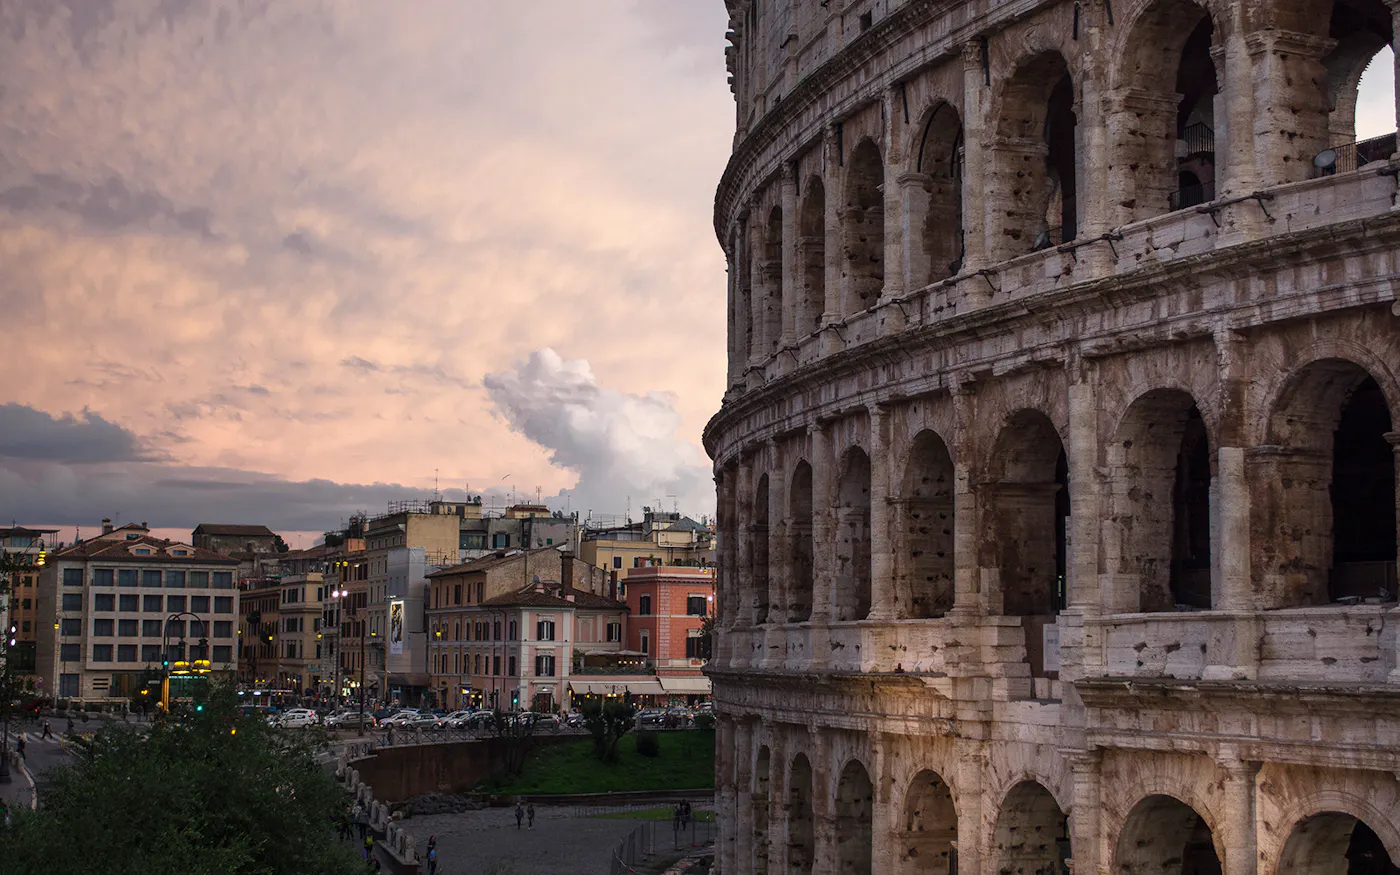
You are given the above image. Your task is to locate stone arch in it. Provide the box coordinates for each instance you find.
[1112,794,1222,875]
[897,768,958,875]
[1108,0,1219,219]
[906,102,965,285]
[835,759,874,875]
[789,753,816,875]
[992,779,1070,875]
[789,460,815,622]
[1278,813,1400,875]
[990,51,1078,257]
[1104,388,1214,613]
[798,176,826,336]
[1256,357,1397,607]
[841,138,885,316]
[754,472,772,624]
[894,429,955,619]
[1323,0,1395,154]
[754,745,772,875]
[834,447,873,621]
[1268,791,1400,875]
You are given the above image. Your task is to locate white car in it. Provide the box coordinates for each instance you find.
[379,710,419,727]
[442,710,475,728]
[277,709,319,728]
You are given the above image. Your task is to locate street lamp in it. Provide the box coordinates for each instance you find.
[160,611,210,713]
[326,586,348,709]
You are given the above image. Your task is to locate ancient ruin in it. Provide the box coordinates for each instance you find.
[704,0,1400,872]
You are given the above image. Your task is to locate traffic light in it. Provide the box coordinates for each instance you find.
[195,704,204,712]
[511,691,519,708]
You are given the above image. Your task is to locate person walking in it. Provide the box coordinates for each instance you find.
[527,802,535,829]
[426,845,438,875]
[40,720,52,740]
[362,833,374,861]
[15,733,25,762]
[515,801,525,830]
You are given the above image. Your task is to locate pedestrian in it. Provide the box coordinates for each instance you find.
[673,803,682,834]
[426,845,438,875]
[362,833,373,861]
[15,733,25,761]
[357,805,370,841]
[681,800,691,829]
[65,716,74,735]
[527,802,535,829]
[427,836,436,856]
[515,801,524,830]
[40,720,51,740]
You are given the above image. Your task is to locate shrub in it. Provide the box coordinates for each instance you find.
[693,712,715,731]
[635,730,660,758]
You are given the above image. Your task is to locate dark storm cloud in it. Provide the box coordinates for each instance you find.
[0,173,215,237]
[0,403,150,463]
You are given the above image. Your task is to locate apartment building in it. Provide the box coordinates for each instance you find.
[1,525,58,679]
[623,566,713,700]
[579,511,714,596]
[36,520,240,704]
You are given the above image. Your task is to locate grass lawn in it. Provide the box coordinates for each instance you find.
[592,807,716,822]
[488,730,715,795]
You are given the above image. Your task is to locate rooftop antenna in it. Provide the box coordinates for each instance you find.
[536,486,542,504]
[667,494,678,515]
[434,468,440,498]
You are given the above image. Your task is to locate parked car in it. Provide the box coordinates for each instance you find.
[442,710,475,729]
[636,708,667,727]
[276,708,319,728]
[564,711,586,729]
[408,712,443,729]
[325,710,376,730]
[379,710,420,727]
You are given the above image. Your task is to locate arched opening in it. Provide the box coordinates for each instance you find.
[1106,390,1213,613]
[841,139,885,315]
[1258,361,1397,607]
[754,473,772,624]
[789,755,815,875]
[798,177,826,337]
[992,52,1078,257]
[834,447,873,621]
[763,206,784,356]
[980,411,1069,678]
[1322,0,1395,173]
[1279,812,1400,875]
[1113,1,1218,218]
[835,760,874,875]
[789,461,815,622]
[899,769,958,875]
[755,746,772,875]
[1113,795,1221,875]
[895,430,956,619]
[913,104,965,283]
[993,780,1070,875]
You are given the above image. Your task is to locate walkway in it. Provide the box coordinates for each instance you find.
[0,725,75,812]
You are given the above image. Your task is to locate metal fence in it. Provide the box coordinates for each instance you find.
[1312,132,1397,177]
[609,818,716,875]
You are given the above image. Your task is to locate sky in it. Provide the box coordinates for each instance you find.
[0,3,1394,548]
[0,1,735,546]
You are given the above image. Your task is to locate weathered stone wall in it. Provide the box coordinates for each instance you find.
[710,0,1400,872]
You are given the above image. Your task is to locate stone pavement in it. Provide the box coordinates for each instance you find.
[0,724,74,812]
[395,805,660,875]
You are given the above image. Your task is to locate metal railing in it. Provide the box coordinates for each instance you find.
[609,818,716,875]
[1312,132,1397,177]
[1169,181,1216,211]
[1180,122,1214,156]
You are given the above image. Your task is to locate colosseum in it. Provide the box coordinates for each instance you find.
[702,0,1400,873]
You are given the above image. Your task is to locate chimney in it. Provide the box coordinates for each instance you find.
[101,518,113,535]
[561,554,574,595]
[609,569,618,602]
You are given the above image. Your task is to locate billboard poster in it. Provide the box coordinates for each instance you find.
[389,600,404,655]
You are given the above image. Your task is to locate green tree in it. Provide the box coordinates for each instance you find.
[272,534,291,553]
[581,696,636,763]
[479,709,537,778]
[0,681,362,875]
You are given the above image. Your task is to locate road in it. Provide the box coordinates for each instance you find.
[0,723,76,811]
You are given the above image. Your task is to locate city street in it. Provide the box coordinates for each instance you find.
[0,724,75,812]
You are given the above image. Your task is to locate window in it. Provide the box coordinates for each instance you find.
[536,619,555,641]
[492,655,501,675]
[94,569,114,586]
[117,619,138,637]
[117,644,137,662]
[508,621,518,640]
[94,594,115,612]
[141,570,161,587]
[686,634,708,659]
[167,595,186,612]
[493,620,501,641]
[165,619,185,639]
[546,538,553,546]
[462,532,486,550]
[60,643,80,662]
[19,599,28,610]
[687,595,708,616]
[189,571,209,588]
[60,618,81,637]
[607,622,622,642]
[93,619,114,637]
[20,621,28,633]
[190,642,208,660]
[285,642,297,659]
[165,571,185,588]
[92,644,113,661]
[191,595,210,613]
[61,593,83,612]
[142,620,162,637]
[119,594,139,612]
[633,557,646,568]
[639,595,652,616]
[612,556,622,569]
[476,582,484,602]
[213,645,233,663]
[508,655,516,675]
[213,571,233,589]
[171,549,188,556]
[640,631,650,655]
[454,584,462,606]
[141,595,160,612]
[214,621,233,639]
[215,596,232,614]
[118,569,137,587]
[492,533,509,549]
[63,568,83,587]
[59,674,79,697]
[141,644,162,662]
[474,653,481,673]
[535,654,555,676]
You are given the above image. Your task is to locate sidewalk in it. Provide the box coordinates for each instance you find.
[0,730,37,812]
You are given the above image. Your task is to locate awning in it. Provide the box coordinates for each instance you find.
[657,676,711,695]
[568,679,667,696]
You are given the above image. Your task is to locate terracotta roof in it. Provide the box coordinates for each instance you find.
[192,524,278,538]
[569,590,628,610]
[57,534,239,565]
[0,526,59,538]
[425,546,560,579]
[479,584,626,611]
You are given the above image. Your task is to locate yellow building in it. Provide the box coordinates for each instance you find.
[579,511,714,596]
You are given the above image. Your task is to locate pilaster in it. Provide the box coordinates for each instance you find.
[1218,749,1262,875]
[810,421,835,625]
[781,164,799,348]
[736,457,756,630]
[880,86,908,335]
[959,40,990,280]
[868,404,896,621]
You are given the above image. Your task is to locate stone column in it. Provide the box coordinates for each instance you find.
[870,735,896,875]
[733,720,754,875]
[768,448,790,622]
[1068,750,1103,875]
[1212,10,1257,197]
[1389,2,1400,148]
[959,40,990,279]
[1248,30,1335,188]
[950,386,981,617]
[952,744,984,875]
[868,404,897,621]
[749,205,769,367]
[781,164,799,349]
[1218,751,1262,875]
[822,124,845,327]
[716,717,737,875]
[1387,432,1400,684]
[880,86,908,335]
[736,458,756,629]
[767,730,788,875]
[725,241,740,390]
[810,422,836,624]
[1066,373,1100,614]
[1102,89,1183,227]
